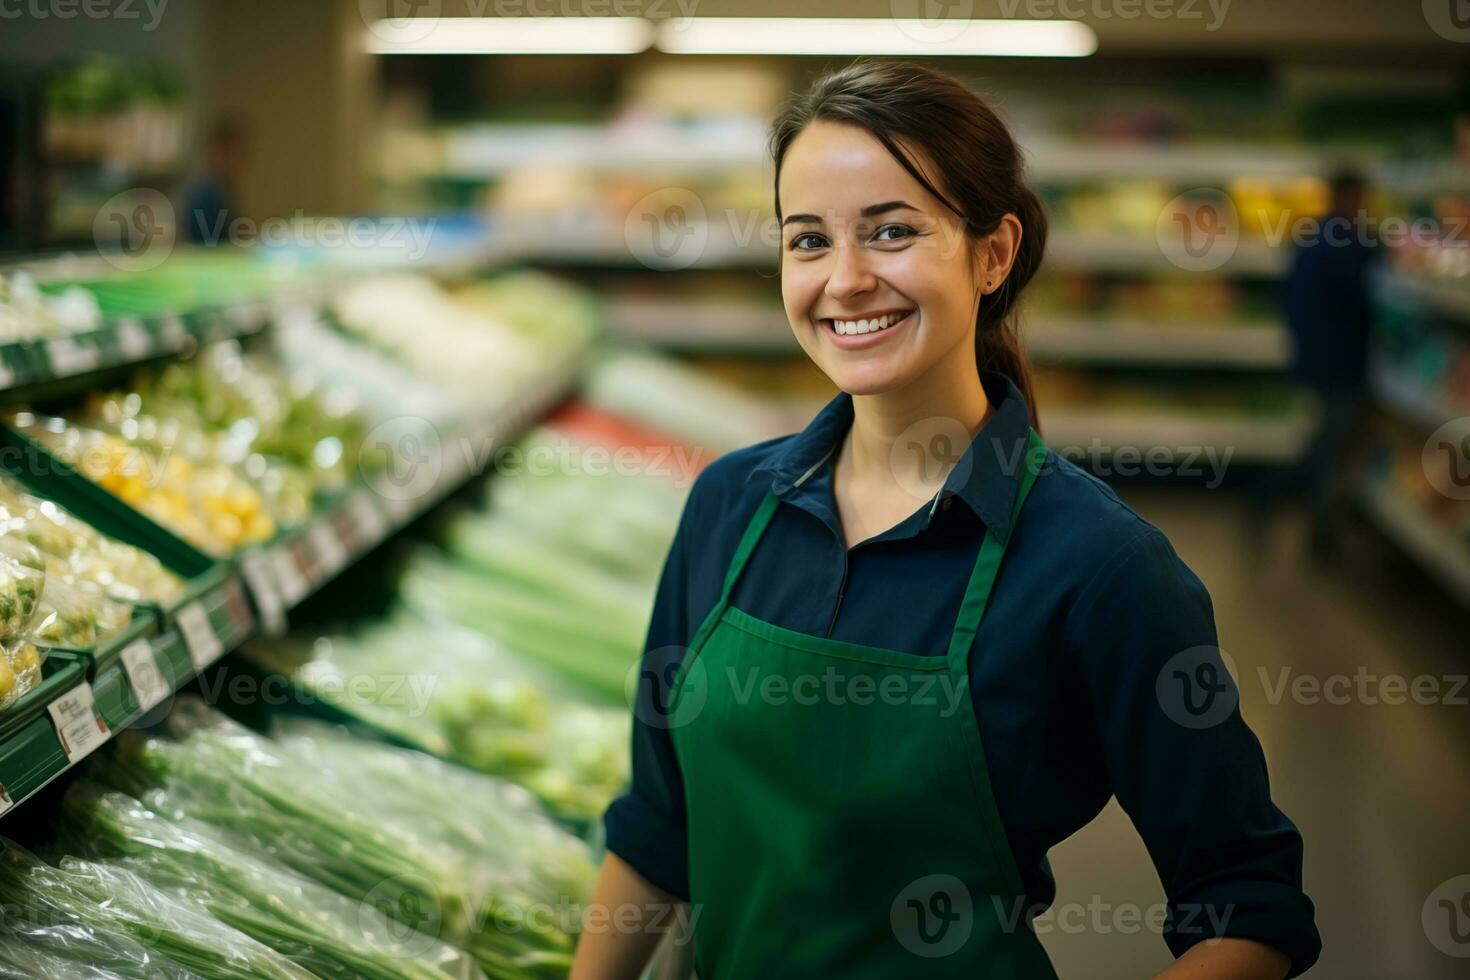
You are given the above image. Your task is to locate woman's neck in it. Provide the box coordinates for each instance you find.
[841,351,994,501]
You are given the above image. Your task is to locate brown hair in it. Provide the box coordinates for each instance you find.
[769,60,1047,428]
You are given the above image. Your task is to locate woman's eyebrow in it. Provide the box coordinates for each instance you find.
[781,200,919,228]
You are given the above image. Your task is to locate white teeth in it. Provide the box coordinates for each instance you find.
[829,311,909,336]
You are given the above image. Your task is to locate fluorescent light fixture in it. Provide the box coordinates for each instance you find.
[366,17,655,55]
[655,18,1097,57]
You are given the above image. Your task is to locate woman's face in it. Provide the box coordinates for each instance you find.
[778,120,988,396]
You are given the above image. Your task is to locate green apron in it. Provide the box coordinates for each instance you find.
[667,427,1057,979]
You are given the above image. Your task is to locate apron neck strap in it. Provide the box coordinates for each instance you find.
[947,427,1045,662]
[720,490,781,604]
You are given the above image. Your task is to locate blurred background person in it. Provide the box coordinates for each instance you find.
[180,112,249,246]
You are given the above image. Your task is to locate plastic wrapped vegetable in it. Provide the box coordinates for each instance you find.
[7,411,275,556]
[92,700,595,980]
[245,610,629,824]
[0,840,313,980]
[0,476,183,605]
[60,783,486,980]
[0,921,202,979]
[1,638,42,707]
[0,552,44,636]
[31,577,130,649]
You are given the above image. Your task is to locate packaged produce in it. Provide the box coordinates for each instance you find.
[91,699,596,980]
[60,783,486,980]
[0,840,313,980]
[245,610,631,824]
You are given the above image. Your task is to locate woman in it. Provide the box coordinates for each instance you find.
[572,61,1319,980]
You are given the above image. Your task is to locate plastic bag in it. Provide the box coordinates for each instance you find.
[0,921,202,979]
[30,577,130,649]
[60,782,486,980]
[0,839,313,980]
[0,551,44,637]
[92,699,595,980]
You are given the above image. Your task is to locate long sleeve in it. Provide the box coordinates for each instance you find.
[601,484,702,899]
[1062,526,1322,977]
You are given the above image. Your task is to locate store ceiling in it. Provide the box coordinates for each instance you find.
[417,0,1462,55]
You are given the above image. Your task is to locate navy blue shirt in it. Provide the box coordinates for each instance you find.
[605,371,1320,976]
[1282,206,1384,392]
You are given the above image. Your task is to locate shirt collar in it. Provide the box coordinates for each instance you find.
[749,371,1036,544]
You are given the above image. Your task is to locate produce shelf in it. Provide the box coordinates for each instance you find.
[1043,403,1317,465]
[1357,479,1470,609]
[1026,317,1290,369]
[0,351,581,821]
[0,298,280,399]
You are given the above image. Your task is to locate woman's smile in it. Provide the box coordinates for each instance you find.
[817,308,917,350]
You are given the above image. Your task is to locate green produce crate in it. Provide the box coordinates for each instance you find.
[0,650,98,809]
[0,424,257,687]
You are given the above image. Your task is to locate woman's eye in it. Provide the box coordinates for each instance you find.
[872,224,916,243]
[789,232,828,251]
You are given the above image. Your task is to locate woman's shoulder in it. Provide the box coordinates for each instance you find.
[1023,444,1194,591]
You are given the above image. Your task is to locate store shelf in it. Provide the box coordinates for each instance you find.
[606,296,797,353]
[1384,272,1470,324]
[1047,231,1289,277]
[442,122,769,177]
[1369,361,1469,433]
[1043,404,1316,464]
[1026,317,1290,368]
[1027,139,1337,183]
[1358,479,1470,609]
[0,299,280,396]
[0,353,580,821]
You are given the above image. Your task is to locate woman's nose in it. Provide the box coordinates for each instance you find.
[824,242,877,301]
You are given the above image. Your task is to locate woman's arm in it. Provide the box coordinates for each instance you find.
[571,852,689,980]
[1154,937,1291,979]
[1063,526,1321,976]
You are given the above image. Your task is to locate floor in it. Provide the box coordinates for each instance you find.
[1039,486,1470,979]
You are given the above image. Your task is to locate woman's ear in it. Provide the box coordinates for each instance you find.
[975,213,1024,294]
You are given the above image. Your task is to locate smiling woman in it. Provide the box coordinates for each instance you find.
[572,60,1319,980]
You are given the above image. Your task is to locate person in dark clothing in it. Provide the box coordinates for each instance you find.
[180,114,249,246]
[1279,169,1384,557]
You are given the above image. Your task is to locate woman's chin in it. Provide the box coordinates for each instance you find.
[824,360,914,397]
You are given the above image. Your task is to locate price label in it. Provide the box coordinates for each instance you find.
[47,683,110,764]
[115,316,153,360]
[177,601,224,670]
[349,491,387,548]
[271,545,309,606]
[120,639,170,713]
[240,549,286,636]
[47,337,100,376]
[309,521,349,576]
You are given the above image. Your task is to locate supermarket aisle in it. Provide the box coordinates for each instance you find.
[1038,486,1470,980]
